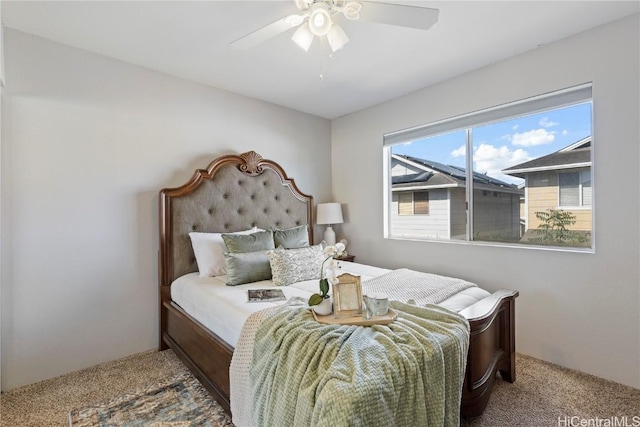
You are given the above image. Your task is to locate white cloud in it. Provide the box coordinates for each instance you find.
[539,117,559,128]
[512,128,555,147]
[562,129,568,135]
[512,124,519,131]
[450,145,466,157]
[473,144,530,184]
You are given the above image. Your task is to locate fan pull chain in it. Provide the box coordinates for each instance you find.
[319,51,335,80]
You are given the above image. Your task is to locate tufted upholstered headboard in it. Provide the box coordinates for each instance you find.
[159,151,313,287]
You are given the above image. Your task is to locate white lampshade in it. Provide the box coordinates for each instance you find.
[343,2,363,20]
[308,4,332,36]
[294,0,313,10]
[317,203,344,225]
[327,24,349,52]
[292,23,314,51]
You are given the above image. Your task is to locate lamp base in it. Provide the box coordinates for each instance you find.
[323,226,336,246]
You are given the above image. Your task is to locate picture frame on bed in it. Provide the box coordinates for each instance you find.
[333,273,363,318]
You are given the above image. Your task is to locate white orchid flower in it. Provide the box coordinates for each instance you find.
[325,258,338,271]
[324,245,337,256]
[326,269,339,285]
[311,243,348,307]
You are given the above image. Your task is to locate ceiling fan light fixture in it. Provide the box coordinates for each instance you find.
[327,23,349,52]
[342,2,363,20]
[309,4,332,36]
[291,23,314,51]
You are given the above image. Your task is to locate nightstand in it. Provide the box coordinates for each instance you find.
[336,254,355,262]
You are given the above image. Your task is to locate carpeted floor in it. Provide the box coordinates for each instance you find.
[1,350,638,426]
[0,350,232,427]
[461,354,639,426]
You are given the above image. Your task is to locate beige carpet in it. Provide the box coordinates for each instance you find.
[0,350,232,427]
[461,354,639,426]
[1,350,638,427]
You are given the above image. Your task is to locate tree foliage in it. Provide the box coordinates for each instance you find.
[532,209,587,244]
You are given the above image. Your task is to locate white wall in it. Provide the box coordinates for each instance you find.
[332,14,640,388]
[0,29,331,390]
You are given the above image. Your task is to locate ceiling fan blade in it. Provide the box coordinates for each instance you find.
[231,17,301,50]
[359,2,439,31]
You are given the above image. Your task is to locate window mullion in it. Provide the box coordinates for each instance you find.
[466,128,474,241]
[412,192,416,215]
[579,181,583,207]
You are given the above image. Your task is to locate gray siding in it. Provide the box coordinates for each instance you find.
[391,158,423,176]
[473,190,521,241]
[450,188,467,239]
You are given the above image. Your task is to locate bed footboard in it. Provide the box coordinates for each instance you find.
[161,287,518,419]
[459,289,519,417]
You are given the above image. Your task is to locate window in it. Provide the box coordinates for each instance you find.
[398,193,413,215]
[398,191,430,215]
[384,83,593,250]
[414,191,430,214]
[559,171,591,207]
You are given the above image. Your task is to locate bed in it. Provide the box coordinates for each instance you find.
[158,150,518,420]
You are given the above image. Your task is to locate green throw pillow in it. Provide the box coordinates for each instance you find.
[222,230,275,253]
[224,251,272,286]
[273,225,309,249]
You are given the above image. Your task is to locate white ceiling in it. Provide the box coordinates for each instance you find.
[3,1,639,119]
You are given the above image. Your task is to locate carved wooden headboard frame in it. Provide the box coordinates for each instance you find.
[159,151,313,288]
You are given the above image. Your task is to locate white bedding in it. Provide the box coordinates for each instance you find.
[170,261,490,347]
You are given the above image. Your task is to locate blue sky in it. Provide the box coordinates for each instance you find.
[392,102,592,184]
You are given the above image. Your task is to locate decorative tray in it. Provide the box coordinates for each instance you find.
[312,309,398,326]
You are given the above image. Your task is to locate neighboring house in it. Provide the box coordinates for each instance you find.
[391,154,523,240]
[502,137,592,239]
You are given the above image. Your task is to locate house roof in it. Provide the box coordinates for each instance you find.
[502,136,591,178]
[392,154,522,194]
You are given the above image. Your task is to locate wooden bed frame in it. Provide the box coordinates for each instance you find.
[158,151,518,419]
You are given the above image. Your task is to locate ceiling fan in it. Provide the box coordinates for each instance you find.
[230,0,439,53]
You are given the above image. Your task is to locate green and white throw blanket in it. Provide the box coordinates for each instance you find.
[230,269,472,427]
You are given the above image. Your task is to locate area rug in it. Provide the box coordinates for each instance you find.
[68,372,233,427]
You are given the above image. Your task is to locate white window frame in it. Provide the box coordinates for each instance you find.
[383,83,594,252]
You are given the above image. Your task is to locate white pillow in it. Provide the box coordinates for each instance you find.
[189,228,258,277]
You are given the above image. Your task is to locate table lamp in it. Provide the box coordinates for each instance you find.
[316,203,343,246]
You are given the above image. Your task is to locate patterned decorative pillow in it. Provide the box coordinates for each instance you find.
[268,244,325,287]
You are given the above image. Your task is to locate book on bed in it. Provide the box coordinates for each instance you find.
[248,289,286,302]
